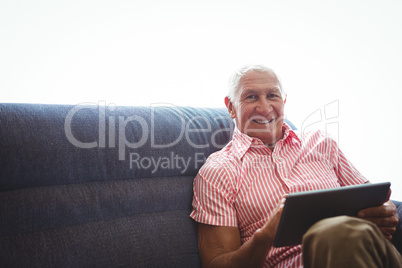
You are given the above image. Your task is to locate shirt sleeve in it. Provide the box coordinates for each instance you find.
[190,159,238,227]
[330,138,369,186]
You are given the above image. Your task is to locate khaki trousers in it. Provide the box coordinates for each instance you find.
[302,216,402,268]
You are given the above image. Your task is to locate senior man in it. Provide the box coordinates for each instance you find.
[190,65,401,267]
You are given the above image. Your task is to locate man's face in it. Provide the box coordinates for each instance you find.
[225,70,286,146]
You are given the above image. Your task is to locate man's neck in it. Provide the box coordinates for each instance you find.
[264,142,275,151]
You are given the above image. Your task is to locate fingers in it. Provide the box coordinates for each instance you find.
[358,216,398,240]
[361,215,399,227]
[358,200,396,218]
[278,195,287,208]
[357,200,399,240]
[378,227,397,241]
[263,195,287,240]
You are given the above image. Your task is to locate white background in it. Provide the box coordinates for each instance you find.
[1,0,401,199]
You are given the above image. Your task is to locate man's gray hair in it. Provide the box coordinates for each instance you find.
[227,65,285,103]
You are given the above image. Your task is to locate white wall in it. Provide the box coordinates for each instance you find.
[1,0,401,199]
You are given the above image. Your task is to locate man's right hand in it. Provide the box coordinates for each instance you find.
[197,196,287,268]
[258,195,287,242]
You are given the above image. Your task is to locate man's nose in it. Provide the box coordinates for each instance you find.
[256,98,273,115]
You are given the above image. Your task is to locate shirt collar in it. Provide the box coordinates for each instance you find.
[231,122,301,159]
[282,122,301,144]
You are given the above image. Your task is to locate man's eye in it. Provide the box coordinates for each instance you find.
[267,94,279,99]
[246,95,257,100]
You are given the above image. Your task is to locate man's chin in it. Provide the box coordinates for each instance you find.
[246,129,275,140]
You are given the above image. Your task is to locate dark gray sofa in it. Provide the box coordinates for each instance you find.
[0,103,401,267]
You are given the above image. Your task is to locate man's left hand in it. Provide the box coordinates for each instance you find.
[358,199,399,241]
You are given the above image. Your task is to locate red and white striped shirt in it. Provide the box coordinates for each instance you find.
[190,123,368,268]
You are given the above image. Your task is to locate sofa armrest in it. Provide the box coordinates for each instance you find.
[391,200,402,253]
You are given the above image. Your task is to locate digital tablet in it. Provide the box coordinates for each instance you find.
[273,182,391,247]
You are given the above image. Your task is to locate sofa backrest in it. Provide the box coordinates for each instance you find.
[0,103,235,267]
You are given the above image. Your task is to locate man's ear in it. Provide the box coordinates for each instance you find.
[283,94,287,104]
[225,97,236,119]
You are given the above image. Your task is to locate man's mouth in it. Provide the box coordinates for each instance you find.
[253,118,274,124]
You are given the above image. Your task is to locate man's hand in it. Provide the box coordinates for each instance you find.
[197,196,287,268]
[357,190,399,240]
[257,195,287,242]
